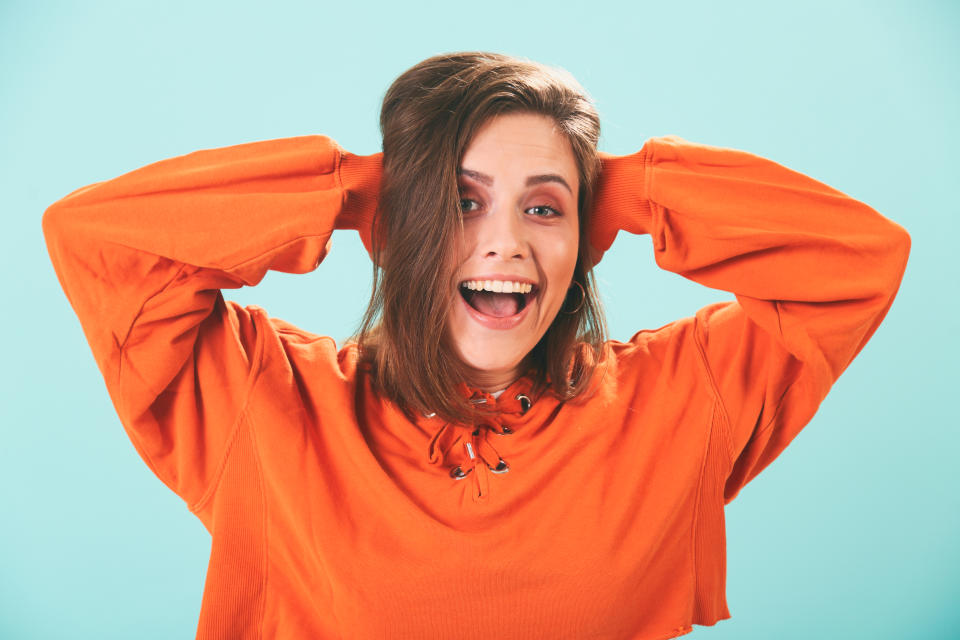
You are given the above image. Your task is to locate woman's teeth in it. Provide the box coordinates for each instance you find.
[460,280,534,294]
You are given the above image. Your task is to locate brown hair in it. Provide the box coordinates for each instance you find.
[356,51,607,424]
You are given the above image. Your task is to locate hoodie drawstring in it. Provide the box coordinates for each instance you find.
[423,392,531,503]
[427,421,512,502]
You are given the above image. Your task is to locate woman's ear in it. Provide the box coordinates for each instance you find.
[367,208,389,267]
[587,244,604,268]
[581,213,605,268]
[372,243,387,268]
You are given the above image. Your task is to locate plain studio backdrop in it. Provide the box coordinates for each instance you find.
[1,1,956,638]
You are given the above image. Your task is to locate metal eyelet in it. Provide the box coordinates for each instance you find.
[450,465,472,480]
[489,459,510,474]
[516,394,531,413]
[499,425,514,435]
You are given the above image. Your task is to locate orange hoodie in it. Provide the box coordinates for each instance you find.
[42,135,910,639]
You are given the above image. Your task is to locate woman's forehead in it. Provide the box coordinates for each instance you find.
[460,113,577,191]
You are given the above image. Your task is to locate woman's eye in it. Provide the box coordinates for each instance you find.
[527,205,560,218]
[460,198,479,213]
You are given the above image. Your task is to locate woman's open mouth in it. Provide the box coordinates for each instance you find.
[459,279,539,319]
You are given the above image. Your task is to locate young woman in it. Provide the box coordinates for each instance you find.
[43,52,910,639]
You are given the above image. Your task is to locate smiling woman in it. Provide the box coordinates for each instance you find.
[448,114,581,391]
[42,51,910,639]
[358,54,606,424]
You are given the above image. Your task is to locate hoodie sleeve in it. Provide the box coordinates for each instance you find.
[42,136,383,507]
[591,136,910,501]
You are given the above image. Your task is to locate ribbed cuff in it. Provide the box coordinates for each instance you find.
[337,150,383,252]
[590,144,654,260]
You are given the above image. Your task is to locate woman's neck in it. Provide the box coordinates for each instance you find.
[462,365,522,394]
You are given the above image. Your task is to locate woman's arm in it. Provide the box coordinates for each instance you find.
[42,136,381,507]
[591,136,910,500]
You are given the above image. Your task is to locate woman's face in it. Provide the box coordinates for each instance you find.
[448,112,580,391]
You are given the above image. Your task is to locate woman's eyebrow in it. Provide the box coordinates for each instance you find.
[525,174,572,194]
[458,168,572,194]
[457,168,493,186]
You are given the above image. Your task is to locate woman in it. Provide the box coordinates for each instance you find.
[43,52,910,639]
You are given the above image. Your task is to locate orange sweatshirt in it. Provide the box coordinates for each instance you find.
[43,135,910,639]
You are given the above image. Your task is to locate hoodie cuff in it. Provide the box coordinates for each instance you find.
[337,150,383,254]
[590,145,654,261]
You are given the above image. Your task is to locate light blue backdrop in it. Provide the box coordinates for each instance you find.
[2,1,956,638]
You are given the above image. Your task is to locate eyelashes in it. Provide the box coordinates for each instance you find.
[526,205,561,218]
[458,198,563,218]
[460,198,481,213]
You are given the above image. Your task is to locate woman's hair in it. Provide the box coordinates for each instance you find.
[356,51,607,423]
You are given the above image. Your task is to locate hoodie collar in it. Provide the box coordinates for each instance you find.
[422,374,549,504]
[454,374,540,415]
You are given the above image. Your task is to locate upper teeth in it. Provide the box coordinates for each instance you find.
[461,280,534,294]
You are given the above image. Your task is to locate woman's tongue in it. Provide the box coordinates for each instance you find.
[471,291,520,318]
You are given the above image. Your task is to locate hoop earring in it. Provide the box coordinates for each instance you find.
[562,280,586,315]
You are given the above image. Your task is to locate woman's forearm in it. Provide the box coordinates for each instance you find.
[592,135,910,376]
[41,135,379,503]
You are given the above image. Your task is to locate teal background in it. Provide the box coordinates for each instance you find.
[1,0,956,637]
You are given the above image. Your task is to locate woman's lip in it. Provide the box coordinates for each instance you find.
[459,289,535,330]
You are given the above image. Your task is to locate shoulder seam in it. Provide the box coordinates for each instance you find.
[117,261,190,353]
[691,313,736,465]
[189,306,269,513]
[688,399,716,617]
[245,410,270,638]
[115,262,202,497]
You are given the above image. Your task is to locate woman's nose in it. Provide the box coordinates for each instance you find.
[478,207,528,260]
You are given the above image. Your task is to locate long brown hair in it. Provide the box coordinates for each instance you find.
[356,51,607,424]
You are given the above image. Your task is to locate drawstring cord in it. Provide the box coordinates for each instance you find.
[424,394,530,502]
